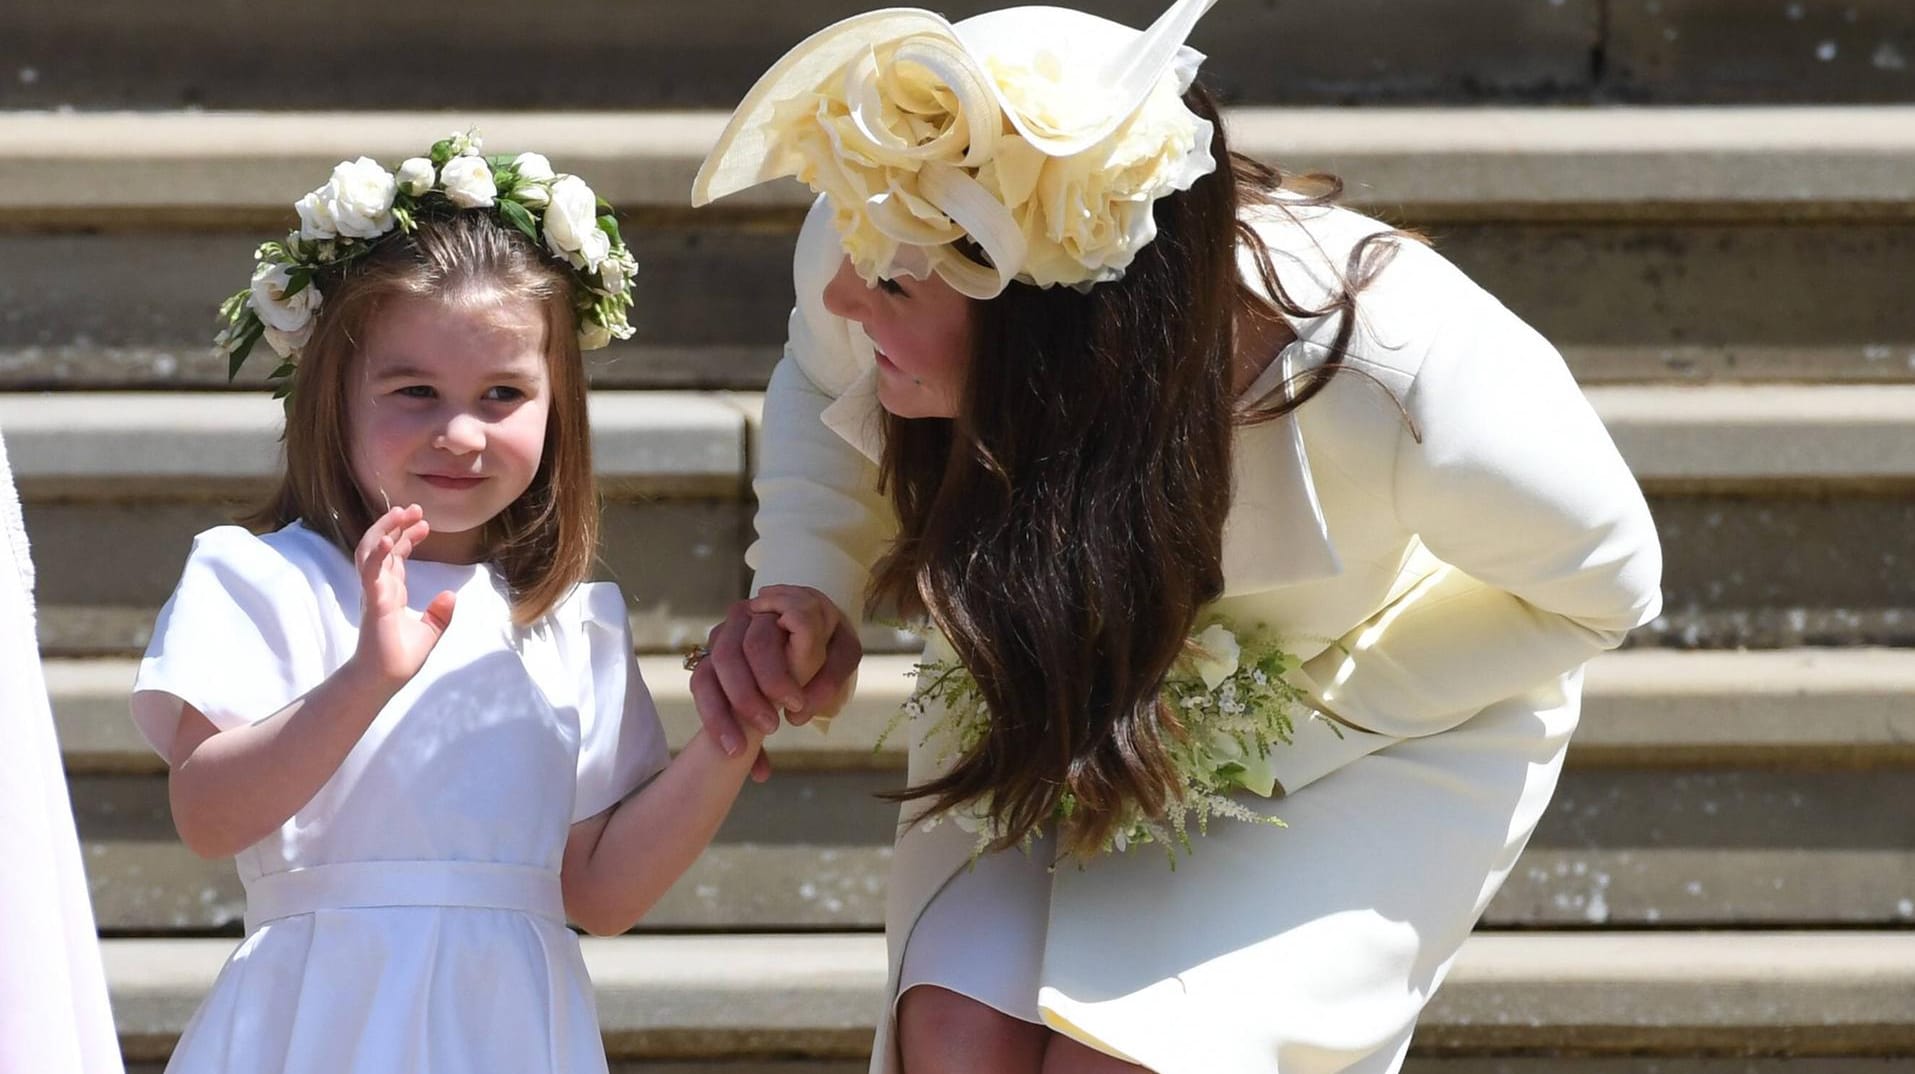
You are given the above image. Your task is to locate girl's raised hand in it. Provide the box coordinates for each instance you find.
[353,505,456,687]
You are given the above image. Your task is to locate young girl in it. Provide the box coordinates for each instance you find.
[131,138,764,1074]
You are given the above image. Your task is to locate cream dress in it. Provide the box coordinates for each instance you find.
[131,522,668,1074]
[749,195,1663,1074]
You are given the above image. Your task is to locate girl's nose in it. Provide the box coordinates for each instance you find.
[433,412,485,454]
[820,257,871,323]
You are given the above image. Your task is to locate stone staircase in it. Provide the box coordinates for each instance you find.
[3,1,1913,1070]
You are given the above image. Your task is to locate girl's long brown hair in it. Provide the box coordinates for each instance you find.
[867,85,1412,858]
[244,211,599,627]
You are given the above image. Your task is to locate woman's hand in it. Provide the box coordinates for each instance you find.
[353,504,456,687]
[690,586,862,781]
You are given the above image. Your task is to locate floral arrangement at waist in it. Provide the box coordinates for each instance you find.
[884,620,1320,865]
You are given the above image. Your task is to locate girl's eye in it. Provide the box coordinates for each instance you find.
[396,385,435,399]
[484,386,526,403]
[876,277,906,296]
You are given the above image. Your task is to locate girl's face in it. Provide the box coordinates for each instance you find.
[348,293,552,563]
[821,257,973,419]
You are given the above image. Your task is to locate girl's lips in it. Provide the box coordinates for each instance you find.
[419,474,485,490]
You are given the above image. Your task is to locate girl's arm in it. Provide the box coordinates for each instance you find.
[166,506,453,859]
[559,726,765,936]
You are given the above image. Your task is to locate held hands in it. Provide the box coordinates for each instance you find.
[353,505,457,689]
[689,584,862,782]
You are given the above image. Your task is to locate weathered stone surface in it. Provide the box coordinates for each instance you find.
[0,228,793,365]
[5,221,1913,391]
[71,766,1915,931]
[22,498,744,614]
[1606,0,1915,103]
[100,932,1915,1058]
[53,650,1915,776]
[0,0,1597,111]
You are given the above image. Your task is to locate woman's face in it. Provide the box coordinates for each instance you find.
[821,257,973,419]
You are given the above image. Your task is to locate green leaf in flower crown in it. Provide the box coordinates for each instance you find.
[485,154,515,170]
[227,318,264,380]
[392,203,415,234]
[429,138,457,168]
[280,270,312,300]
[269,362,297,382]
[498,199,539,244]
[596,214,623,245]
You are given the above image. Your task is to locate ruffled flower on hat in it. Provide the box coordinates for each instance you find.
[763,37,1215,298]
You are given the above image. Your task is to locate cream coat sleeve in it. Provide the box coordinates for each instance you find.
[1295,247,1663,739]
[746,196,895,620]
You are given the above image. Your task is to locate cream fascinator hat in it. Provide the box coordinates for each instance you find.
[692,0,1223,299]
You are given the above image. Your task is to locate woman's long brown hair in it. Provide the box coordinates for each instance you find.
[867,84,1412,858]
[244,211,599,627]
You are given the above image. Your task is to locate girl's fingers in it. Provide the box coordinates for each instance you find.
[688,656,747,757]
[421,590,456,636]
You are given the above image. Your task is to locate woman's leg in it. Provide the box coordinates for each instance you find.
[1040,1030,1149,1074]
[898,984,1049,1074]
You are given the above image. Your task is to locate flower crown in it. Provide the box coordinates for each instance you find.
[216,131,638,396]
[692,2,1220,300]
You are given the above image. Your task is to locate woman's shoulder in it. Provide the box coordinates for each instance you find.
[1244,197,1514,386]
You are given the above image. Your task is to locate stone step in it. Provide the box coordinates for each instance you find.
[8,109,1914,222]
[10,1,1915,109]
[4,227,1912,393]
[8,387,1915,651]
[61,651,1915,932]
[7,387,1911,494]
[103,932,1915,1065]
[74,773,1915,932]
[5,109,1913,391]
[51,649,1915,776]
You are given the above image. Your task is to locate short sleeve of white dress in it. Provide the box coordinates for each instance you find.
[130,526,329,761]
[566,582,670,823]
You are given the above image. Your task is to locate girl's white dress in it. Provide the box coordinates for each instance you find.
[131,521,668,1074]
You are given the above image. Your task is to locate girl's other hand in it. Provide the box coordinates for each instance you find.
[353,504,456,687]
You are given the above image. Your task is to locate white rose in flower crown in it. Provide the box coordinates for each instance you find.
[1191,623,1242,691]
[439,156,496,208]
[294,189,339,241]
[511,153,556,208]
[543,175,609,270]
[262,322,314,359]
[249,261,320,354]
[298,157,398,241]
[395,157,436,197]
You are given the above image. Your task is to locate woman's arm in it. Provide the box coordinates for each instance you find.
[695,198,894,758]
[559,725,764,936]
[1293,249,1662,739]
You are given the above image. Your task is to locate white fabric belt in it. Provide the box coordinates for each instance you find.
[244,861,565,934]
